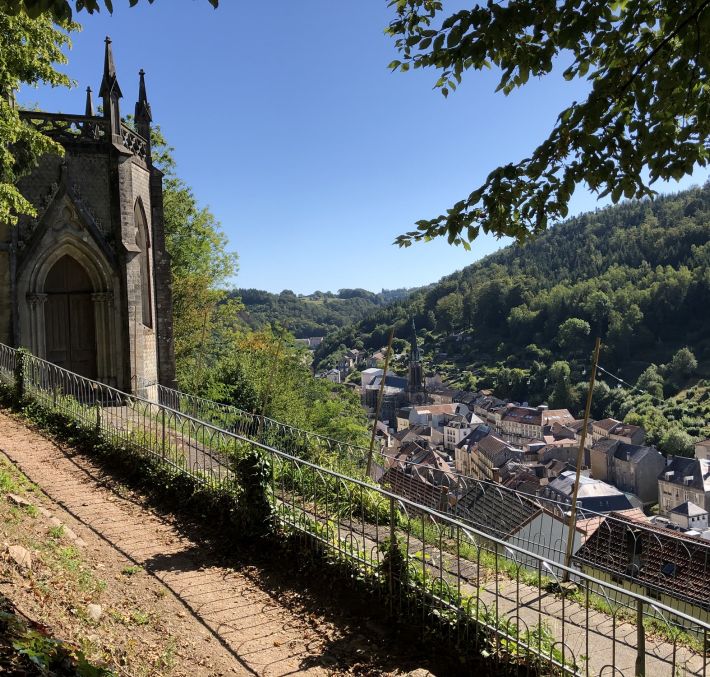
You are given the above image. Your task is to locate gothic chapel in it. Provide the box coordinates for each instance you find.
[0,38,175,398]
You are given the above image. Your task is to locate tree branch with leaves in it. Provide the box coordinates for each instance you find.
[0,12,77,226]
[0,0,217,22]
[387,0,710,248]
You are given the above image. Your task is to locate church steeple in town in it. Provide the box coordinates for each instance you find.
[408,319,425,400]
[409,319,421,364]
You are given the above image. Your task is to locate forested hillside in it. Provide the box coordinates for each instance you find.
[234,287,414,338]
[314,184,710,451]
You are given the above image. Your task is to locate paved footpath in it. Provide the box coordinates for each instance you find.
[8,401,708,677]
[0,410,430,677]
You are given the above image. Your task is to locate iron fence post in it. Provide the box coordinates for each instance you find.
[389,494,396,613]
[161,407,166,458]
[635,598,646,677]
[14,349,27,400]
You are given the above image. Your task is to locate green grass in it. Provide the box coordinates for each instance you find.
[0,457,37,495]
[48,525,65,539]
[121,565,142,577]
[129,610,150,626]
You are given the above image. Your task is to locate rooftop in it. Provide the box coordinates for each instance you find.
[669,501,708,517]
[574,511,710,611]
[659,456,710,492]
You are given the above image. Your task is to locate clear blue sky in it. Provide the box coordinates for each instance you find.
[20,1,709,294]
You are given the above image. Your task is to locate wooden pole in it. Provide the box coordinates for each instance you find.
[366,327,394,479]
[257,330,284,437]
[195,306,210,392]
[563,336,602,580]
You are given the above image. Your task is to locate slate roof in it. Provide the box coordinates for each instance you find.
[455,425,493,451]
[392,426,427,443]
[475,396,506,412]
[455,484,542,539]
[546,471,634,513]
[592,439,659,464]
[369,374,407,390]
[669,501,708,517]
[453,390,478,405]
[659,456,710,492]
[573,511,710,611]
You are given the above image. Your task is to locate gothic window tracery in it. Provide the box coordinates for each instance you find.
[134,200,153,328]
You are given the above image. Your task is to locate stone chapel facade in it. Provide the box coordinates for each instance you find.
[0,38,175,398]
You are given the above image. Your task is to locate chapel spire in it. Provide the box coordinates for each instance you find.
[99,36,122,141]
[134,69,152,144]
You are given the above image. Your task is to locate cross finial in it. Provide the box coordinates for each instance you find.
[99,34,122,100]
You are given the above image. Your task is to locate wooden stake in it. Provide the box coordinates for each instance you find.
[195,306,210,391]
[366,327,394,479]
[257,330,284,437]
[563,336,602,580]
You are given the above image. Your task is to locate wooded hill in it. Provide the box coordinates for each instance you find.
[313,184,710,451]
[233,287,414,338]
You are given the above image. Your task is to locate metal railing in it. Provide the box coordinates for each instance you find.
[0,345,707,677]
[157,383,374,473]
[156,382,710,624]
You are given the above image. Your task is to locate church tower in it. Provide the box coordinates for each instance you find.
[0,38,175,398]
[407,319,427,404]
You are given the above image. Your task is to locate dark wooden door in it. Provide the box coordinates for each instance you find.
[44,255,97,379]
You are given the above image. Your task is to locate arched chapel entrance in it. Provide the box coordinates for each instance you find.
[44,255,97,379]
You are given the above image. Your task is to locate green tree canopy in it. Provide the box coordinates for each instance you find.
[0,12,76,226]
[636,364,665,399]
[667,346,698,386]
[549,360,572,409]
[557,317,591,352]
[660,424,696,457]
[0,0,217,22]
[388,0,710,248]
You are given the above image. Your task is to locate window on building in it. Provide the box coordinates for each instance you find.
[660,561,677,578]
[134,200,152,328]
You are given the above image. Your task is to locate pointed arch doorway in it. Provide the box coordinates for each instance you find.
[44,254,97,379]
